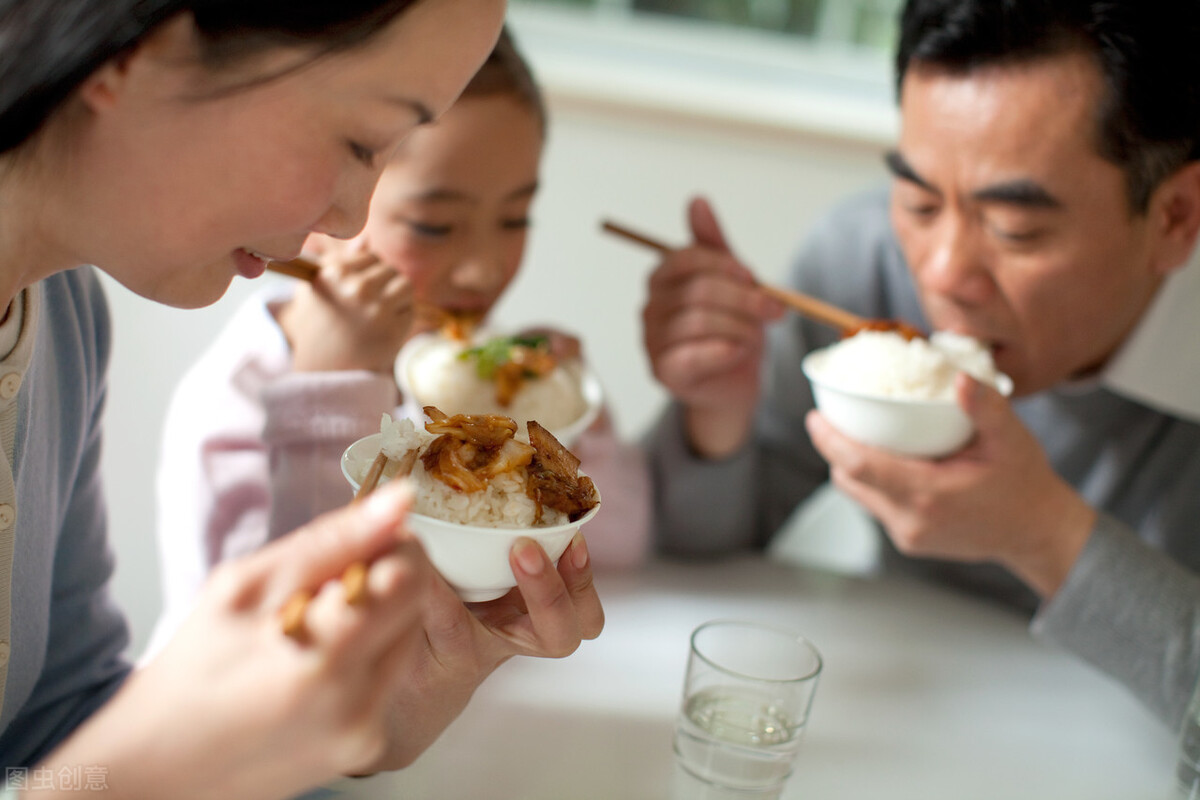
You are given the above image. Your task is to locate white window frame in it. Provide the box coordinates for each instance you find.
[507,2,900,144]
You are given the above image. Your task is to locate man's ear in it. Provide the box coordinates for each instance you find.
[1149,160,1200,277]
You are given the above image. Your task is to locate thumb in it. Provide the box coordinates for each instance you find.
[688,196,731,252]
[256,479,417,608]
[955,372,1014,440]
[347,232,371,257]
[304,232,332,257]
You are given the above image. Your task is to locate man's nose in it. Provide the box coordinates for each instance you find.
[917,217,993,306]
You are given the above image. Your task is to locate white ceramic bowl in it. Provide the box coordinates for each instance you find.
[801,352,1013,458]
[341,433,600,602]
[395,333,603,447]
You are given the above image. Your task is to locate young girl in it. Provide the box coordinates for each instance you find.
[151,28,650,647]
[0,2,602,797]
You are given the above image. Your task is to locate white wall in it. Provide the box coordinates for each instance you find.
[101,88,890,658]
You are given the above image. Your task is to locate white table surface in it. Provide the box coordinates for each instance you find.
[321,556,1176,800]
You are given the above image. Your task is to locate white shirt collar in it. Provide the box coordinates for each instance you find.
[1101,240,1200,423]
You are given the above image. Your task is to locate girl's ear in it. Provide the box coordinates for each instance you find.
[1149,160,1200,278]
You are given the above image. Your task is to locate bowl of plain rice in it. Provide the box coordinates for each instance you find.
[342,414,600,602]
[801,329,1013,458]
[396,332,603,447]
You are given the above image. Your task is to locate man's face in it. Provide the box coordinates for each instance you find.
[890,51,1165,395]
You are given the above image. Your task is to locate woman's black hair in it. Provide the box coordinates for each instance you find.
[895,0,1200,212]
[0,0,422,155]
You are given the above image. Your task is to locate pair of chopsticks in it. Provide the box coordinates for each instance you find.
[266,257,321,283]
[600,219,877,336]
[280,451,389,638]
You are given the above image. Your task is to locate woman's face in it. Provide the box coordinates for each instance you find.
[346,92,543,332]
[63,0,505,308]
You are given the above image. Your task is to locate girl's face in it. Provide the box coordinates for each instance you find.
[347,92,544,331]
[59,0,505,308]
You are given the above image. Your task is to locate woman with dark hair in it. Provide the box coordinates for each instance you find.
[0,1,603,796]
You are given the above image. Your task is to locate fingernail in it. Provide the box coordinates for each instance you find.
[570,533,589,570]
[513,537,544,575]
[363,480,414,527]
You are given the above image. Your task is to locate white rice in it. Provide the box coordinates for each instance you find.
[400,336,589,435]
[356,414,570,528]
[805,330,1002,401]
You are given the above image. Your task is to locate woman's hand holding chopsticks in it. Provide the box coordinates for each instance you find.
[65,478,603,795]
[51,480,428,795]
[271,479,603,774]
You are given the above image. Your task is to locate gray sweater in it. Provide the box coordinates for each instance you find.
[647,187,1200,731]
[0,269,131,765]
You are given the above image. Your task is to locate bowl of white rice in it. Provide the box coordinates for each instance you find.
[396,332,603,447]
[342,415,601,602]
[801,330,1013,458]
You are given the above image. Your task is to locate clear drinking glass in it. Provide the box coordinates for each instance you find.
[672,620,823,800]
[1174,677,1200,798]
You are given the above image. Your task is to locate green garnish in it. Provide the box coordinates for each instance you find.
[459,335,550,379]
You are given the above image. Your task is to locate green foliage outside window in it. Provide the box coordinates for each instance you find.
[513,0,902,52]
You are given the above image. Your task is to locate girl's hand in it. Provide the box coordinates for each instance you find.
[276,246,414,375]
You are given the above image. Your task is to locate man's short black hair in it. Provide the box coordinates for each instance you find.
[896,0,1200,212]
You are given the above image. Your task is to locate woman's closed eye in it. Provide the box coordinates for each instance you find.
[501,217,531,231]
[347,140,379,168]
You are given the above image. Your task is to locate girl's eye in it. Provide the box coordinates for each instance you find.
[407,220,453,237]
[347,140,378,168]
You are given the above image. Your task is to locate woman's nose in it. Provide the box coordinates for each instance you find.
[310,173,377,241]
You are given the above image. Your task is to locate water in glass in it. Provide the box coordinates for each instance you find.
[673,686,804,798]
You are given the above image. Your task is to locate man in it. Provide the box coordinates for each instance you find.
[643,0,1200,731]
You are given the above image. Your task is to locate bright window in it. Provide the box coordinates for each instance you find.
[508,0,903,143]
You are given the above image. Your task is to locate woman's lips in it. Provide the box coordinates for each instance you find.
[233,248,269,279]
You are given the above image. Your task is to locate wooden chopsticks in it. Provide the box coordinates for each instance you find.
[280,451,389,639]
[600,218,875,336]
[264,257,481,343]
[266,257,321,282]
